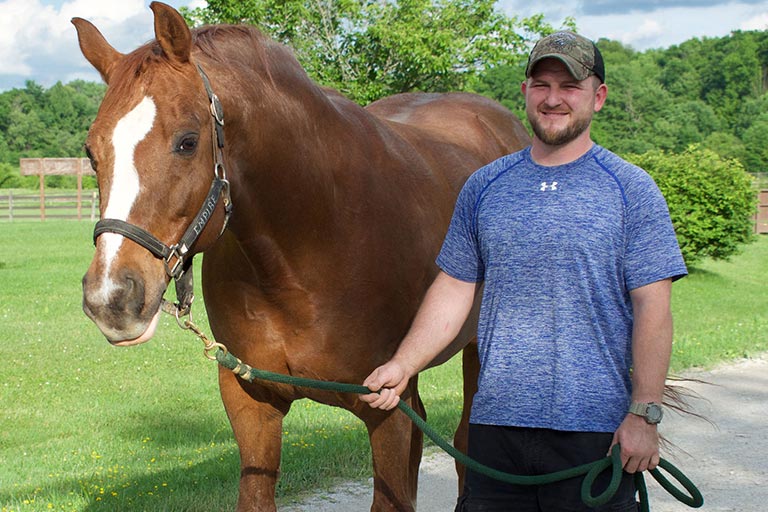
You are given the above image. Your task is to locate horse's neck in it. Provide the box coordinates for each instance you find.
[219,65,364,250]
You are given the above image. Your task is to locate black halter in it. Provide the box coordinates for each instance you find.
[93,65,233,309]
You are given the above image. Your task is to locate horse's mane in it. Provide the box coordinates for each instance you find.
[191,24,309,88]
[191,24,273,64]
[103,23,328,130]
[111,23,305,92]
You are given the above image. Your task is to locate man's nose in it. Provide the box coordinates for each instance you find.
[544,86,563,107]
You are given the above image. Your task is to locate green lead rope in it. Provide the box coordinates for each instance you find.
[215,349,703,510]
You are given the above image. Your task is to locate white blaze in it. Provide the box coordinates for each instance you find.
[97,96,156,299]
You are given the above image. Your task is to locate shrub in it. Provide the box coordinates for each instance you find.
[0,163,32,188]
[627,145,756,265]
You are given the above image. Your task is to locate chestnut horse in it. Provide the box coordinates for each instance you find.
[75,2,530,510]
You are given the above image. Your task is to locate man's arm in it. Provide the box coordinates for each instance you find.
[360,271,477,410]
[611,278,673,472]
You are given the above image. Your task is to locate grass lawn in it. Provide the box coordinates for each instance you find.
[670,236,768,371]
[1,221,765,511]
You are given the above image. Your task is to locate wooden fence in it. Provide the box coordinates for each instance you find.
[755,189,768,234]
[13,158,96,221]
[0,190,99,221]
[1,187,767,231]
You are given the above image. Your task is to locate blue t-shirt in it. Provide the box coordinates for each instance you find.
[437,145,687,432]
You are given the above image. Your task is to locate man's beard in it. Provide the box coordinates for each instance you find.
[528,112,592,147]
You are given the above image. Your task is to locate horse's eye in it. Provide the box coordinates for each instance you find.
[176,134,199,155]
[84,145,98,172]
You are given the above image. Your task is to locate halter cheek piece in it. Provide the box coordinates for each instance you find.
[93,65,233,310]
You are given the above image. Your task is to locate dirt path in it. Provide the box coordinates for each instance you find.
[282,354,768,511]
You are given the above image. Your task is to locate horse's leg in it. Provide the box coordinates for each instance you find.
[361,377,424,512]
[219,367,290,512]
[454,339,479,494]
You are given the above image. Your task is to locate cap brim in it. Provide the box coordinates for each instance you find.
[527,54,591,81]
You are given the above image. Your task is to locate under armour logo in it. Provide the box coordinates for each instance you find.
[540,181,558,191]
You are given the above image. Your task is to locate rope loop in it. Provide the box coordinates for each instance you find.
[650,458,704,507]
[580,444,624,507]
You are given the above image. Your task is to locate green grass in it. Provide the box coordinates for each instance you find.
[1,221,765,511]
[670,236,768,371]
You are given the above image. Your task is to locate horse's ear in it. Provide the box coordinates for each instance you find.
[71,17,123,84]
[150,1,192,65]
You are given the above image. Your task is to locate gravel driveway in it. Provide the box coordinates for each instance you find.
[282,354,768,511]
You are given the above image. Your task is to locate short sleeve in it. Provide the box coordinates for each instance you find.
[436,176,485,282]
[623,173,688,290]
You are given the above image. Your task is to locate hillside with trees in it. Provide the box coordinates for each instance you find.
[0,2,763,262]
[474,30,768,176]
[0,80,103,188]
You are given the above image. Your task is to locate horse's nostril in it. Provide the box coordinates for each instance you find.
[119,270,146,315]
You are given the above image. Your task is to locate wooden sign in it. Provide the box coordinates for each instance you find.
[19,158,94,176]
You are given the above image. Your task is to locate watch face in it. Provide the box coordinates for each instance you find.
[646,404,663,423]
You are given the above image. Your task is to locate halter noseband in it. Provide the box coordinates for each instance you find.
[93,65,233,308]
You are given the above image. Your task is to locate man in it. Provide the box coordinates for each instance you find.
[360,31,687,511]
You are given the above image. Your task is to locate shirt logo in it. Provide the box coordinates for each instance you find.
[540,181,558,191]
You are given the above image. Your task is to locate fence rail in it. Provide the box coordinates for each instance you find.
[0,191,99,221]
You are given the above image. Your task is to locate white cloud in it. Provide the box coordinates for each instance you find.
[619,19,664,47]
[0,0,56,75]
[497,0,768,51]
[741,11,768,29]
[0,0,177,90]
[2,0,768,91]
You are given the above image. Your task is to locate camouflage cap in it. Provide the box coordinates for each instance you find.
[525,31,605,83]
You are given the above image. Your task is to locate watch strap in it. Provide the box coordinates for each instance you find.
[629,401,663,424]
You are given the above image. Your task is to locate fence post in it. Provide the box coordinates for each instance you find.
[7,191,12,221]
[77,159,84,221]
[39,172,46,221]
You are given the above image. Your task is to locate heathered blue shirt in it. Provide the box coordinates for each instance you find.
[437,145,687,432]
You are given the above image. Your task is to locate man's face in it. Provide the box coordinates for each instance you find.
[522,58,606,147]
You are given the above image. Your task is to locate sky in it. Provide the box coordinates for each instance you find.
[0,0,767,92]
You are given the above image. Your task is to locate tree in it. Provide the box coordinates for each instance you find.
[703,131,747,165]
[181,0,559,103]
[0,79,105,188]
[471,62,527,125]
[627,146,756,265]
[741,116,768,174]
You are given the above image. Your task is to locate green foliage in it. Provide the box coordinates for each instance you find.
[627,146,757,265]
[181,0,562,104]
[0,80,105,187]
[476,30,768,177]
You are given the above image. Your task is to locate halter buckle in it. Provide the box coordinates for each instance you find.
[210,94,225,126]
[164,244,188,279]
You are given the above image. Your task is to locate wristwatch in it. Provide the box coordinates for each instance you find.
[629,402,663,424]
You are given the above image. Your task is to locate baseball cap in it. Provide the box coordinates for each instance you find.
[525,31,605,83]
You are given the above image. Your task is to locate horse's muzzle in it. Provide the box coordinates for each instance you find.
[82,266,163,345]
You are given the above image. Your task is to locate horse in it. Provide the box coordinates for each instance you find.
[74,2,530,510]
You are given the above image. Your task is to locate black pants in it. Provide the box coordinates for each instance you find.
[455,424,638,512]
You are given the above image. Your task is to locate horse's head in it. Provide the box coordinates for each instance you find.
[75,2,230,345]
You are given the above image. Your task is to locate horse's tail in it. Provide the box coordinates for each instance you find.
[660,377,715,452]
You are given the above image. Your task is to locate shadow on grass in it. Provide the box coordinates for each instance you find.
[684,266,720,277]
[2,387,465,511]
[1,453,239,512]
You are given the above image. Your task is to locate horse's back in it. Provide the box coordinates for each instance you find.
[366,92,530,181]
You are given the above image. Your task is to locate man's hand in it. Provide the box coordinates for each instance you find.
[359,361,411,410]
[610,413,660,473]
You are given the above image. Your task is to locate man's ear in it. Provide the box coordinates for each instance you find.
[594,82,608,112]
